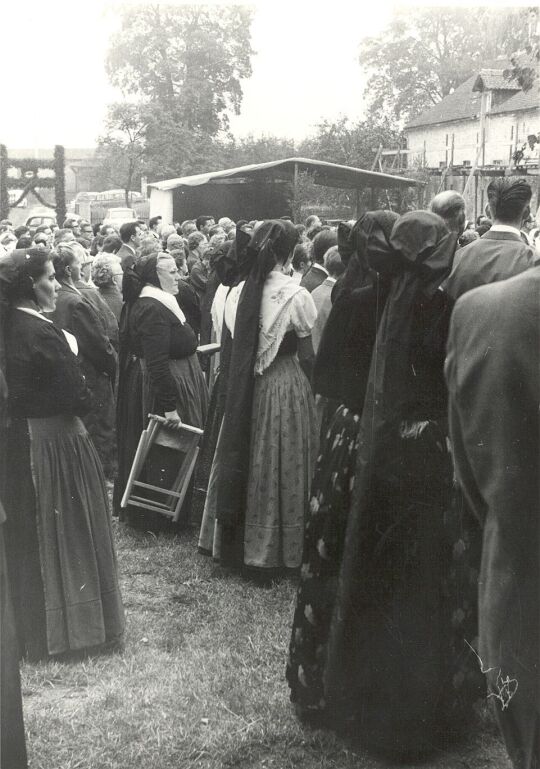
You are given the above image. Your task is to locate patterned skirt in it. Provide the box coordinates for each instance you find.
[286,404,361,711]
[244,354,318,572]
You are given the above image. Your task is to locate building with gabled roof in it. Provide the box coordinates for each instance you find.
[401,61,539,219]
[404,62,539,170]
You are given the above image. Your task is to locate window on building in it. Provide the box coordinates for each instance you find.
[439,161,446,168]
[445,134,448,146]
[511,125,514,140]
[492,160,503,166]
[462,160,471,167]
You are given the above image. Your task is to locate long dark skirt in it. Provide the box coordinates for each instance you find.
[124,355,208,531]
[4,416,125,659]
[287,405,361,712]
[0,521,28,768]
[322,419,483,758]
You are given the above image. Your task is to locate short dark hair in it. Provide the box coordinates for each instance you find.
[14,225,29,239]
[292,242,310,271]
[487,177,532,223]
[312,229,338,265]
[149,216,161,229]
[2,249,52,303]
[16,236,33,250]
[53,243,78,279]
[119,221,140,243]
[196,215,214,231]
[35,224,52,234]
[102,235,122,254]
[305,215,319,228]
[475,223,491,237]
[93,222,102,236]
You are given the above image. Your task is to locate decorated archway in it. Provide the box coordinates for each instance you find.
[0,145,66,224]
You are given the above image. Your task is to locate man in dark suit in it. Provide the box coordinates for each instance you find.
[300,229,337,293]
[117,221,142,272]
[445,177,538,301]
[445,267,539,769]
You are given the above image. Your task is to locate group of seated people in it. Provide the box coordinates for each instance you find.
[0,176,538,769]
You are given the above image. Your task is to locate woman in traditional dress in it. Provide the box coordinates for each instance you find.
[121,252,208,530]
[215,220,318,581]
[1,249,124,661]
[197,229,252,553]
[0,273,27,768]
[317,211,481,759]
[286,210,399,714]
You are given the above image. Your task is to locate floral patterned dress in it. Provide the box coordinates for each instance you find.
[286,405,361,711]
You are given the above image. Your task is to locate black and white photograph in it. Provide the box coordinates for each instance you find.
[0,1,538,767]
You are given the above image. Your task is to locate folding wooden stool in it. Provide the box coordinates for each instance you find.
[121,414,204,523]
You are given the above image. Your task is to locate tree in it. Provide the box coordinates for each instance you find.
[298,115,401,169]
[359,8,534,122]
[504,7,539,91]
[295,116,406,216]
[106,4,254,135]
[97,103,147,205]
[223,135,296,167]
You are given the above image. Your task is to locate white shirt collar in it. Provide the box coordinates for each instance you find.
[326,276,337,285]
[16,307,52,322]
[490,224,522,237]
[312,263,329,276]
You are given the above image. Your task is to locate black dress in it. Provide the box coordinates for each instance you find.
[320,221,483,758]
[120,297,208,529]
[4,310,124,659]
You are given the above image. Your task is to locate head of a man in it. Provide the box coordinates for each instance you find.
[54,228,76,246]
[14,225,30,240]
[311,229,338,266]
[195,215,215,237]
[102,234,123,254]
[487,177,532,227]
[119,221,142,250]
[429,191,466,236]
[149,215,162,233]
[323,246,345,279]
[79,222,94,241]
[305,214,321,231]
[53,241,84,284]
[292,242,311,275]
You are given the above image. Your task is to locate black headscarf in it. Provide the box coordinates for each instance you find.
[216,220,299,567]
[324,211,458,735]
[315,211,400,409]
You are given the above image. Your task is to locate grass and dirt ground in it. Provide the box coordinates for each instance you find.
[22,523,510,769]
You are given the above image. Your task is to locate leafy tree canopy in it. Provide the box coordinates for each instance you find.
[360,7,535,122]
[106,4,254,135]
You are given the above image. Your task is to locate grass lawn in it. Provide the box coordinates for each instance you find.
[21,522,510,769]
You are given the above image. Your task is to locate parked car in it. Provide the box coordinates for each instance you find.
[25,208,58,233]
[102,207,138,229]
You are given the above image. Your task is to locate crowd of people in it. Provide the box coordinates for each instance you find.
[0,176,538,769]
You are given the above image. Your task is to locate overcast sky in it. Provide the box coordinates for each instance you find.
[0,0,530,149]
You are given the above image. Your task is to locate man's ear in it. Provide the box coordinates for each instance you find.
[522,205,531,224]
